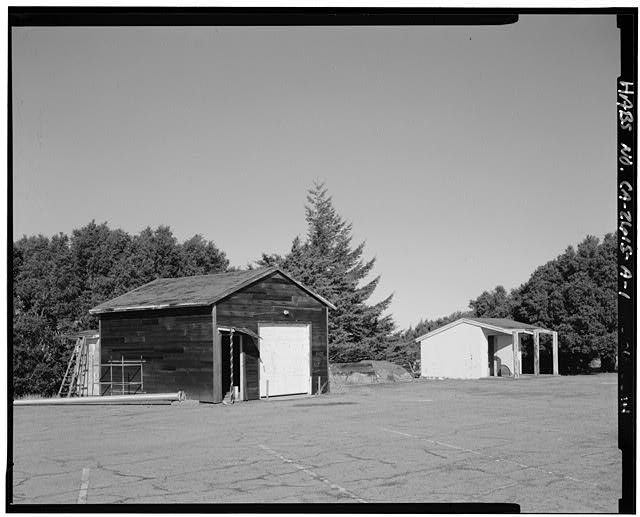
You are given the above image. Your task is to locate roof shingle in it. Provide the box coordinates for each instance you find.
[89,266,335,314]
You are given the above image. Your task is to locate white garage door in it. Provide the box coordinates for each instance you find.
[259,324,311,397]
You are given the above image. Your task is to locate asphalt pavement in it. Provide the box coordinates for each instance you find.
[10,373,620,511]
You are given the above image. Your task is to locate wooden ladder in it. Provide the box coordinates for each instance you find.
[58,337,89,397]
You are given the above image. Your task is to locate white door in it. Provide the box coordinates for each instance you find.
[259,324,311,397]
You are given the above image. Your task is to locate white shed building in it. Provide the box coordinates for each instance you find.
[415,318,558,379]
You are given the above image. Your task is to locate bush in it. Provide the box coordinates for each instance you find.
[13,312,71,397]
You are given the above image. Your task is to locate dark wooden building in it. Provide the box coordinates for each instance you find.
[89,267,335,402]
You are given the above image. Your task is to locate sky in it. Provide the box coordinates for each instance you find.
[11,15,620,330]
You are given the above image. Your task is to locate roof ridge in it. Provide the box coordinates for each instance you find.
[154,266,274,282]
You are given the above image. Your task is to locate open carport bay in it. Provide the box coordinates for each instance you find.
[10,374,620,511]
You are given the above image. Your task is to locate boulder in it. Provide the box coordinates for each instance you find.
[329,360,413,387]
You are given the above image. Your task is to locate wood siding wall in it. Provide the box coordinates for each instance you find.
[216,272,329,398]
[99,307,214,401]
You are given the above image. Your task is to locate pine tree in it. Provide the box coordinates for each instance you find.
[262,182,395,362]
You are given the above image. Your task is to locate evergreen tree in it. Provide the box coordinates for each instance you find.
[260,182,395,362]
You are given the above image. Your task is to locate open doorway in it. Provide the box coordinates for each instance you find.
[521,334,534,374]
[221,333,242,400]
[539,333,553,374]
[520,333,554,374]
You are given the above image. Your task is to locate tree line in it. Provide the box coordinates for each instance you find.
[13,223,229,396]
[12,183,617,395]
[390,233,618,375]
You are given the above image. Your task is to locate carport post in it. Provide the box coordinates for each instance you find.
[239,334,245,401]
[552,332,559,375]
[533,330,540,376]
[229,329,235,403]
[512,331,520,379]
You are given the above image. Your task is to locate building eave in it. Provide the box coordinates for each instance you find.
[415,318,553,343]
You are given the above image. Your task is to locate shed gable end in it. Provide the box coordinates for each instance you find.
[219,271,325,310]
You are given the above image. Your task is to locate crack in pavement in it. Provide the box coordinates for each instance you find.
[258,444,367,503]
[340,451,398,466]
[108,489,196,504]
[17,485,83,502]
[378,426,606,490]
[97,464,157,482]
[420,447,448,459]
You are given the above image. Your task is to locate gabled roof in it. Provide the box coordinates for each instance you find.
[414,317,553,343]
[89,266,336,315]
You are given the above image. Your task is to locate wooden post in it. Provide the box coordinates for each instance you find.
[325,308,330,394]
[552,331,559,375]
[121,356,125,395]
[229,329,235,403]
[533,330,540,376]
[512,331,520,379]
[212,306,222,403]
[98,319,102,396]
[239,335,245,402]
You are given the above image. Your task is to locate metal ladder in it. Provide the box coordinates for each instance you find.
[58,337,88,397]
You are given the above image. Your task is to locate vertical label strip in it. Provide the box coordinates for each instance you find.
[616,12,637,513]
